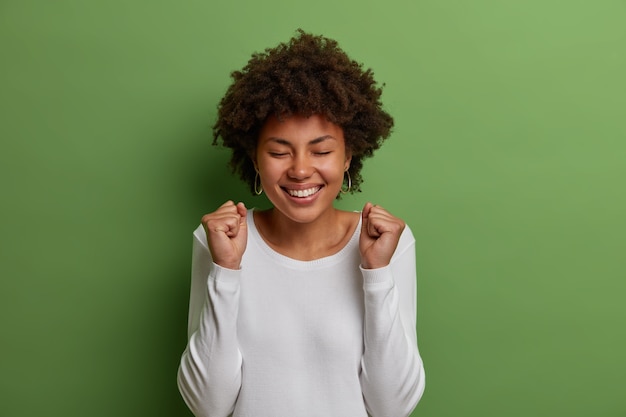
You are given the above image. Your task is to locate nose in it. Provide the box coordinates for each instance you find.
[287,154,314,180]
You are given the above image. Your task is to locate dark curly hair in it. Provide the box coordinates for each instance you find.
[212,29,394,195]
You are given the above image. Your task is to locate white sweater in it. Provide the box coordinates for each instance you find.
[177,210,425,417]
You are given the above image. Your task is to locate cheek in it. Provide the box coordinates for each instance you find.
[257,156,281,174]
[258,161,291,187]
[321,160,348,180]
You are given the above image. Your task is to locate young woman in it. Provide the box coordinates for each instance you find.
[177,30,425,417]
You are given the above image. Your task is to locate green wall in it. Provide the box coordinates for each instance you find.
[1,1,624,416]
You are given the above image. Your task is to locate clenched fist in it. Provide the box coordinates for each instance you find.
[201,201,248,270]
[359,202,405,269]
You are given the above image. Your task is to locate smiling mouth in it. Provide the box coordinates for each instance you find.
[283,186,322,198]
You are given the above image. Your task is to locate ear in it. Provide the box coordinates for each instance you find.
[344,150,352,171]
[251,152,259,172]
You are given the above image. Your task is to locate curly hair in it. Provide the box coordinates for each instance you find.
[212,29,394,195]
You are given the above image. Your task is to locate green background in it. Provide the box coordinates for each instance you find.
[1,0,625,416]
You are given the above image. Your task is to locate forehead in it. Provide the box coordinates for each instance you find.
[258,114,344,145]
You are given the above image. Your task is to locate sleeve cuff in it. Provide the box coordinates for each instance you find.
[210,262,242,285]
[360,264,394,286]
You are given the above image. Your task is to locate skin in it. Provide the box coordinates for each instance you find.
[201,114,406,270]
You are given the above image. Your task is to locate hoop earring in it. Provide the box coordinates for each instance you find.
[254,171,263,195]
[340,169,351,194]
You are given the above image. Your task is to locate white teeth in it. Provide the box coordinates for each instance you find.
[286,187,320,197]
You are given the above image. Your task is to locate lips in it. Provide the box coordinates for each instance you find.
[283,186,322,198]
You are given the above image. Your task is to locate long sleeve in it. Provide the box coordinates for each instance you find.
[359,227,426,417]
[177,230,243,417]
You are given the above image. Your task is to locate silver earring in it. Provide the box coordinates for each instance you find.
[254,171,263,195]
[340,169,351,194]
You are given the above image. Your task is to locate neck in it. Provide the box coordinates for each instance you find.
[254,207,357,261]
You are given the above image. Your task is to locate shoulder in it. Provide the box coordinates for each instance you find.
[392,223,416,261]
[400,223,416,246]
[193,223,208,249]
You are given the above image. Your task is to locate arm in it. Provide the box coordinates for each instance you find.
[359,204,425,417]
[177,232,243,417]
[178,202,248,417]
[360,228,425,417]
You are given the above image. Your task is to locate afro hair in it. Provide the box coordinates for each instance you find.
[212,29,394,195]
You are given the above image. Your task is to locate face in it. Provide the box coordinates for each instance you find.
[255,114,351,225]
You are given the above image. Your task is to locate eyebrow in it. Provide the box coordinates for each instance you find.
[266,135,336,146]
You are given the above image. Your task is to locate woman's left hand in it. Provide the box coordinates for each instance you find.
[359,202,406,269]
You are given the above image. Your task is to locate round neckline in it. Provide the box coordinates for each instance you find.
[247,208,361,270]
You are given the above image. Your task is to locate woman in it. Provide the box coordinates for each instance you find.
[178,30,425,417]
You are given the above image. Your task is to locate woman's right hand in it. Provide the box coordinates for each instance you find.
[201,201,248,270]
